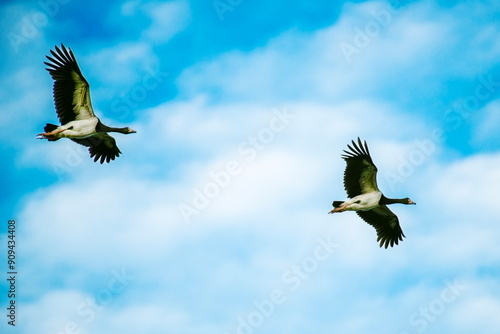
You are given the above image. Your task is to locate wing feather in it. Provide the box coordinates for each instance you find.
[71,133,121,164]
[44,44,95,125]
[356,205,405,248]
[341,137,379,198]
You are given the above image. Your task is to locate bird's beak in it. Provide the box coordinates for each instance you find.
[130,129,137,134]
[409,199,416,205]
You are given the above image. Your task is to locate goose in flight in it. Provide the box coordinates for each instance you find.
[329,138,415,248]
[37,44,136,163]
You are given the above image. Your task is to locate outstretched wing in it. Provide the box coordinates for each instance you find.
[44,44,95,125]
[356,205,405,248]
[71,133,121,164]
[341,137,379,198]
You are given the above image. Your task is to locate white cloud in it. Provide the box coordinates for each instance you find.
[84,42,157,89]
[15,147,500,332]
[120,0,142,16]
[19,177,187,270]
[142,0,191,44]
[18,81,500,330]
[429,152,500,216]
[19,290,89,333]
[0,66,50,144]
[177,0,500,108]
[452,286,500,333]
[472,99,500,146]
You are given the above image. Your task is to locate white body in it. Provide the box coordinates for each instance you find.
[341,191,382,211]
[54,117,99,139]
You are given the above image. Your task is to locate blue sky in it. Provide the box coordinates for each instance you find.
[1,0,500,333]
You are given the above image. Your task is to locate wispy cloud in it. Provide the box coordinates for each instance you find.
[141,0,191,43]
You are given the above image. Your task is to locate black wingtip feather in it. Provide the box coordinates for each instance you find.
[341,137,370,160]
[341,137,373,161]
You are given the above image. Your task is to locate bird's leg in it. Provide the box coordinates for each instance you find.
[329,207,344,214]
[328,202,351,214]
[36,127,67,139]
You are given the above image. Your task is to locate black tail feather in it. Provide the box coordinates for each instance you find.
[332,201,344,208]
[43,123,60,141]
[44,123,58,132]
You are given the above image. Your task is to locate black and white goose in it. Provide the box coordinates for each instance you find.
[329,138,415,248]
[37,44,136,163]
